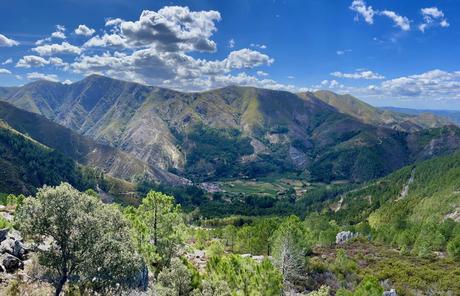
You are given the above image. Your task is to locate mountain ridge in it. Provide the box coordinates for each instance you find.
[2,75,460,183]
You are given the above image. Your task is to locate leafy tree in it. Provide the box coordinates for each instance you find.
[192,279,231,296]
[155,258,194,296]
[16,183,145,296]
[125,190,185,272]
[206,255,282,296]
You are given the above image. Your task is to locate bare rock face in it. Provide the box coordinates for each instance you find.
[336,231,356,245]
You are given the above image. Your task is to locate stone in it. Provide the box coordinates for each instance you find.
[0,228,8,242]
[1,253,23,272]
[0,238,14,254]
[336,231,356,245]
[383,289,397,296]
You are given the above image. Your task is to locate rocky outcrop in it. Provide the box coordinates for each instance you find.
[336,231,356,245]
[0,228,28,273]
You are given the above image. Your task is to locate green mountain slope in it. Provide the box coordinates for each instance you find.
[0,120,94,195]
[0,101,188,185]
[339,150,460,225]
[1,75,459,183]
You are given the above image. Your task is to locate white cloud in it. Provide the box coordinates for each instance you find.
[2,58,13,65]
[321,79,342,89]
[256,70,268,77]
[32,42,82,56]
[51,25,66,39]
[350,0,375,24]
[228,38,235,48]
[26,72,60,82]
[0,34,19,47]
[83,34,126,48]
[0,68,11,74]
[338,70,460,103]
[419,7,449,32]
[74,24,96,36]
[379,10,410,31]
[63,79,73,84]
[16,55,50,68]
[117,7,221,52]
[287,75,295,79]
[16,55,68,68]
[223,49,274,69]
[350,1,411,31]
[51,31,66,39]
[331,70,385,80]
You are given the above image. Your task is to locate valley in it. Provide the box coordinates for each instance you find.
[0,76,459,296]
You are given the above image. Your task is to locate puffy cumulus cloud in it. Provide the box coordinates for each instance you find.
[51,25,66,39]
[0,68,12,74]
[0,34,19,47]
[223,49,274,69]
[320,79,343,89]
[109,6,221,52]
[32,42,82,56]
[350,0,375,24]
[419,7,449,32]
[377,70,460,98]
[74,24,96,36]
[72,48,274,89]
[16,55,68,68]
[16,55,49,68]
[83,34,126,48]
[379,10,410,31]
[331,70,385,80]
[26,72,60,82]
[340,70,460,102]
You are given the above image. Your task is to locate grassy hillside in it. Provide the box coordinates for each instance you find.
[2,75,460,184]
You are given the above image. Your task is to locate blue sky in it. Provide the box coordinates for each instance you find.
[0,0,459,109]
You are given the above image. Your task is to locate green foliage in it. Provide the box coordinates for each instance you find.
[184,124,253,181]
[207,240,225,258]
[206,255,282,295]
[125,190,185,271]
[447,236,460,261]
[353,276,383,296]
[16,183,145,295]
[155,258,194,296]
[307,285,331,296]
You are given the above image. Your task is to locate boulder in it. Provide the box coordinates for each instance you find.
[0,238,14,254]
[336,231,356,245]
[383,289,397,296]
[1,253,23,272]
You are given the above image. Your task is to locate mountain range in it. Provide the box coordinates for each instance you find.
[1,75,460,186]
